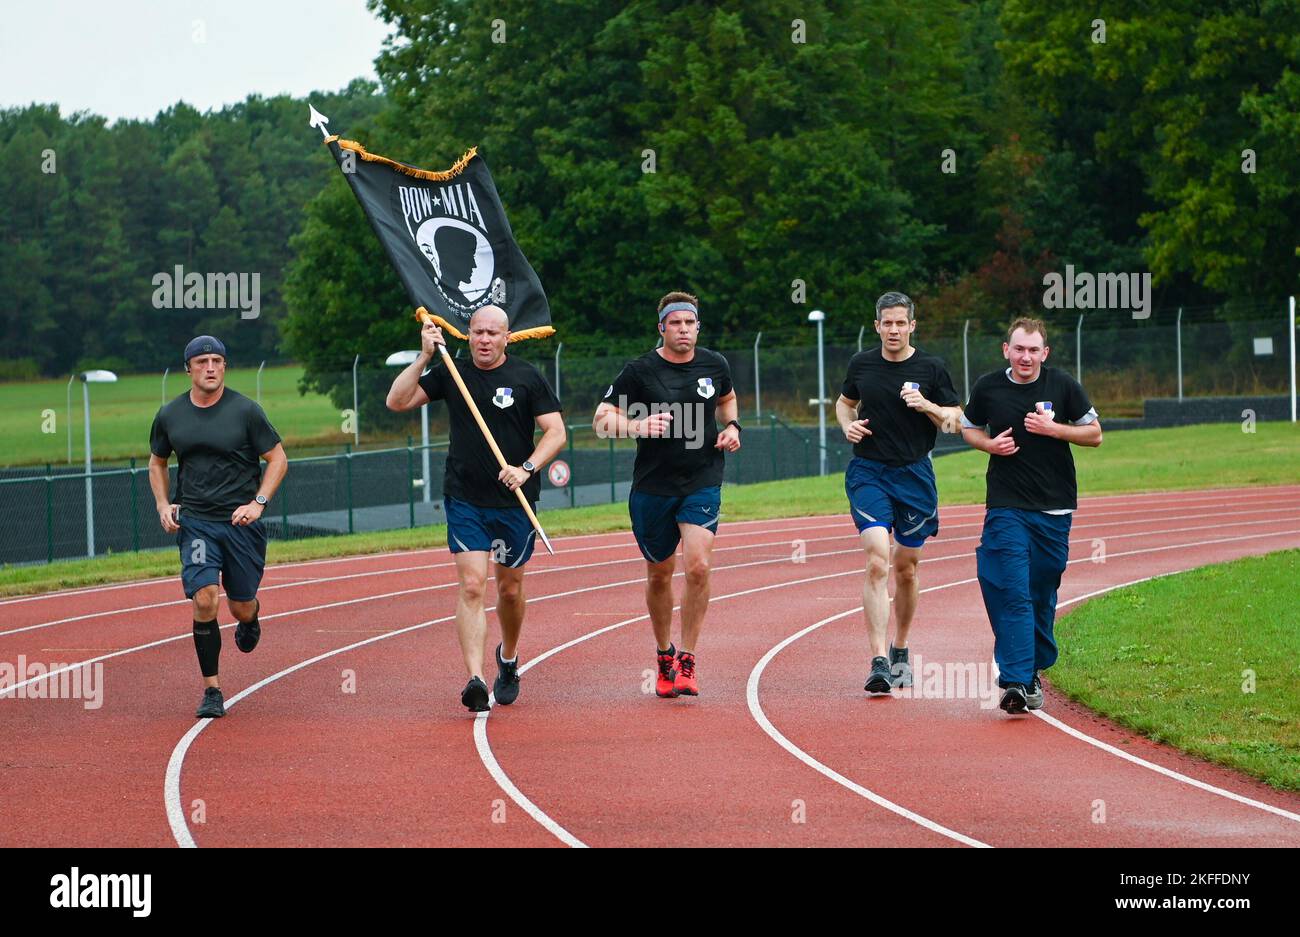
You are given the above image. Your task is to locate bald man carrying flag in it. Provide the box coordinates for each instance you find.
[310,105,564,712]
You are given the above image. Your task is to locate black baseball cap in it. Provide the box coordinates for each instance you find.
[184,335,227,364]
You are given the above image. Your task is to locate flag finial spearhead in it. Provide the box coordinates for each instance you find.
[308,103,330,138]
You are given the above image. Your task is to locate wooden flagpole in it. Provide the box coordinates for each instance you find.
[417,310,555,556]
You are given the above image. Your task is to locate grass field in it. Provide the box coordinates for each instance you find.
[0,366,347,468]
[1052,550,1300,791]
[3,421,1295,597]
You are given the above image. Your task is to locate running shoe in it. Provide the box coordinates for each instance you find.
[1025,673,1044,711]
[865,656,893,694]
[493,643,520,705]
[999,684,1029,714]
[461,676,491,712]
[234,599,261,653]
[889,643,913,688]
[673,650,698,696]
[195,686,225,719]
[655,645,678,698]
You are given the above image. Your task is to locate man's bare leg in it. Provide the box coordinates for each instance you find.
[860,526,891,659]
[645,555,676,650]
[493,563,525,660]
[678,523,716,653]
[891,544,922,647]
[454,551,490,679]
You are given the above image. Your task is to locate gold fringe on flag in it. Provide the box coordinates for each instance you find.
[415,308,556,343]
[325,136,478,181]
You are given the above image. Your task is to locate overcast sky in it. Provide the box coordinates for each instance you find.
[0,0,392,123]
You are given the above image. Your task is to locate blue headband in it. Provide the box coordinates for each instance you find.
[658,301,699,323]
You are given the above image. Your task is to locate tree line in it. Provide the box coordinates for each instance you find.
[3,0,1296,415]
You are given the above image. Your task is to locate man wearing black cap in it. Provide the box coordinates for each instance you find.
[592,291,740,699]
[148,336,288,718]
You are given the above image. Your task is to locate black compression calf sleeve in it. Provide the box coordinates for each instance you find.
[193,619,221,677]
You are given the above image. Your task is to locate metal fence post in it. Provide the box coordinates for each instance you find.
[857,325,865,352]
[608,436,615,503]
[962,319,971,403]
[753,331,762,421]
[161,367,169,406]
[130,457,139,552]
[257,360,266,405]
[345,445,354,534]
[1076,313,1083,384]
[46,465,53,564]
[280,479,289,539]
[66,375,73,464]
[352,354,360,447]
[554,342,562,399]
[1176,307,1183,400]
[567,428,576,508]
[406,435,415,529]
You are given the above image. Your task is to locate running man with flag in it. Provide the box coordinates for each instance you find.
[835,292,963,695]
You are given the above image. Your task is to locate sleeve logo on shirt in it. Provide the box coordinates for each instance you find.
[696,377,715,399]
[492,387,515,409]
[604,385,613,398]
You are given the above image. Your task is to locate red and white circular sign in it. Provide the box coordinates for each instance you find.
[547,460,571,487]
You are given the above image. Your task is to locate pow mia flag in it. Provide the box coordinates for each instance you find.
[320,133,553,341]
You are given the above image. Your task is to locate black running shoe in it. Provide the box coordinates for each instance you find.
[1026,673,1044,711]
[461,676,491,712]
[234,599,261,653]
[195,686,225,719]
[493,643,520,705]
[999,684,1029,714]
[864,656,893,694]
[889,643,913,688]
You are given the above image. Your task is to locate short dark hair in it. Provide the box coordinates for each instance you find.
[874,291,914,321]
[1006,317,1048,345]
[657,291,699,315]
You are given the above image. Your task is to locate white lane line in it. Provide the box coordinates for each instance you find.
[11,495,1295,639]
[480,522,1300,849]
[0,511,863,607]
[161,544,877,847]
[748,529,1300,839]
[8,484,1294,606]
[1030,579,1300,825]
[9,510,1298,698]
[747,603,990,848]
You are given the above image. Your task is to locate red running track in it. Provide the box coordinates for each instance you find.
[1,486,1297,847]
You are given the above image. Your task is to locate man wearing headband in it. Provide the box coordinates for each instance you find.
[835,292,963,696]
[593,291,741,698]
[148,336,288,719]
[961,317,1101,715]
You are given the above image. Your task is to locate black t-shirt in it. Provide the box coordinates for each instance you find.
[604,348,735,497]
[149,388,282,522]
[839,346,960,466]
[418,354,561,508]
[962,365,1098,511]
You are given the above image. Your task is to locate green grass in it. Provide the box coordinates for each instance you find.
[0,366,346,468]
[4,421,1295,598]
[1052,550,1300,791]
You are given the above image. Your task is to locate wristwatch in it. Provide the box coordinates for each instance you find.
[726,420,743,433]
[255,495,268,506]
[522,460,536,475]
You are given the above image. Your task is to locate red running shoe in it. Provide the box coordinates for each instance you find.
[656,645,678,698]
[673,651,698,696]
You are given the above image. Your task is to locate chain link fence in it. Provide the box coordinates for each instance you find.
[2,307,1295,566]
